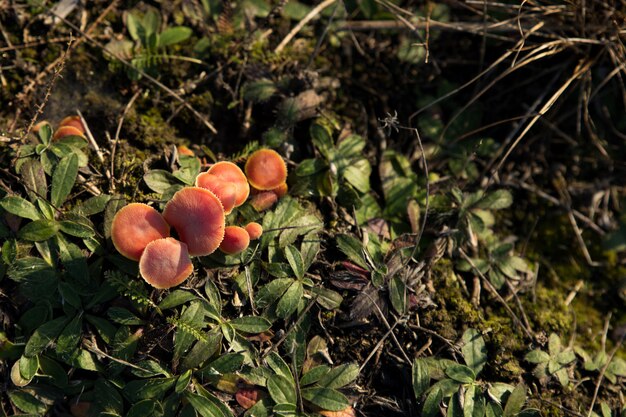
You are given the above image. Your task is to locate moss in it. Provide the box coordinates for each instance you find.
[524,284,572,334]
[124,107,181,148]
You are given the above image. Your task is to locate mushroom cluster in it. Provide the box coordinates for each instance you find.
[111,148,288,289]
[34,115,87,141]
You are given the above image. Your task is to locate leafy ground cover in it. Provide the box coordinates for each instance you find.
[0,1,625,416]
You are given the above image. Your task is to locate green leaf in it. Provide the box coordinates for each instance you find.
[126,11,141,41]
[556,349,576,365]
[203,352,245,374]
[108,307,146,325]
[423,388,443,417]
[462,329,487,375]
[448,392,463,417]
[300,365,331,386]
[159,26,192,46]
[343,159,371,193]
[127,399,163,417]
[301,387,349,411]
[181,333,222,371]
[309,286,343,310]
[296,158,327,176]
[525,349,550,364]
[412,358,430,399]
[51,153,78,207]
[72,194,112,216]
[267,374,296,405]
[158,290,199,309]
[266,352,293,382]
[318,363,359,389]
[445,364,476,383]
[389,275,408,315]
[25,316,68,357]
[123,377,177,403]
[95,378,124,414]
[176,370,193,393]
[56,314,83,355]
[503,383,527,417]
[38,123,52,144]
[19,354,39,380]
[20,159,47,202]
[273,402,297,416]
[486,402,504,417]
[463,385,485,417]
[59,214,96,238]
[143,169,183,194]
[475,189,513,210]
[310,124,334,160]
[243,79,278,103]
[335,234,368,269]
[284,245,305,279]
[229,316,272,333]
[38,355,68,387]
[17,219,59,241]
[276,280,303,318]
[174,302,204,362]
[0,196,40,220]
[8,390,47,414]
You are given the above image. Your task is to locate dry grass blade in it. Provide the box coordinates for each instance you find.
[491,58,595,176]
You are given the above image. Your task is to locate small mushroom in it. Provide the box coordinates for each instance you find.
[163,187,225,256]
[111,203,170,261]
[219,226,250,255]
[177,145,195,156]
[249,190,278,212]
[244,222,263,240]
[245,149,287,191]
[139,237,193,289]
[271,182,288,198]
[59,115,86,134]
[53,125,86,141]
[207,161,250,207]
[195,172,238,214]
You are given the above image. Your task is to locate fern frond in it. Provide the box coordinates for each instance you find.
[230,140,260,163]
[106,270,159,311]
[166,315,209,343]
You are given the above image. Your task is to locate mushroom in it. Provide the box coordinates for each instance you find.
[249,190,278,212]
[53,125,86,141]
[245,149,287,191]
[111,203,170,261]
[195,172,238,214]
[59,115,86,134]
[163,187,225,256]
[207,161,250,207]
[219,226,250,255]
[271,182,288,198]
[139,237,193,289]
[177,145,195,156]
[244,222,263,240]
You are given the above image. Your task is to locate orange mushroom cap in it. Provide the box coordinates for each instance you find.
[32,120,50,135]
[139,237,194,289]
[207,161,250,207]
[177,145,195,156]
[53,125,86,141]
[272,182,288,198]
[59,115,86,134]
[245,149,287,191]
[163,187,225,256]
[219,226,250,255]
[111,203,170,261]
[195,172,238,214]
[244,222,263,240]
[250,191,278,212]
